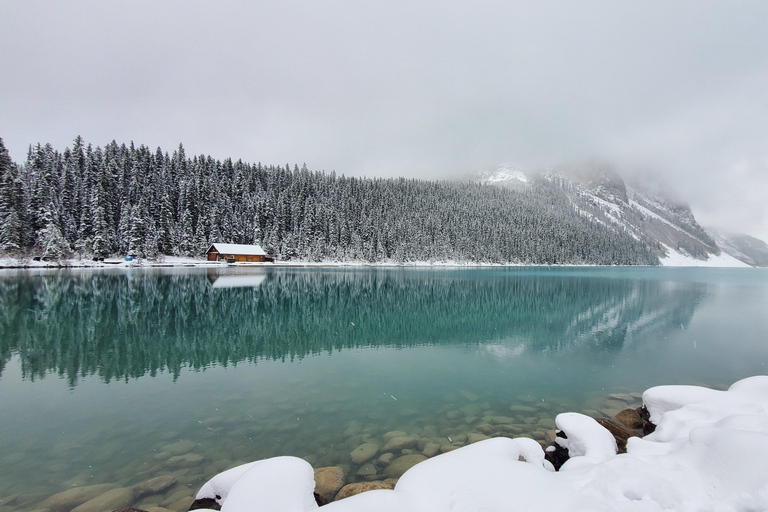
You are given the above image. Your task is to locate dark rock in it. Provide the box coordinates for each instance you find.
[112,509,148,512]
[594,417,640,453]
[190,497,221,510]
[314,492,330,506]
[614,408,643,429]
[544,443,569,471]
[638,406,656,435]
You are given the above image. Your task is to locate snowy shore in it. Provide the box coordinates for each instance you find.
[190,376,768,512]
[0,251,755,270]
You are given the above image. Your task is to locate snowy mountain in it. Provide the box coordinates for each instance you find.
[480,166,765,267]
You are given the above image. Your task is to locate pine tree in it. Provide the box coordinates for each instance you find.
[0,139,24,253]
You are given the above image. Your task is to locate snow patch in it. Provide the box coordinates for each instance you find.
[480,166,530,184]
[659,244,751,267]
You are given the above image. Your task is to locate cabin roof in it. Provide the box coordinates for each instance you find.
[207,243,267,256]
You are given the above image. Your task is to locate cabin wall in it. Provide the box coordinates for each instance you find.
[207,252,268,262]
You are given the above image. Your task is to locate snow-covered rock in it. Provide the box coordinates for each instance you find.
[195,375,768,512]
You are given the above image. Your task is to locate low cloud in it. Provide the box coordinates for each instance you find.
[1,0,766,240]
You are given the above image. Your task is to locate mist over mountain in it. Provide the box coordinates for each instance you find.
[478,164,767,267]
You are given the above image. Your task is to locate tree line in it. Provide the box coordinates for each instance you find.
[0,136,659,265]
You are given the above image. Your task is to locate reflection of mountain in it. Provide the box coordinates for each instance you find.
[0,268,707,385]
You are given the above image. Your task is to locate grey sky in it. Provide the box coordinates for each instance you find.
[2,0,767,241]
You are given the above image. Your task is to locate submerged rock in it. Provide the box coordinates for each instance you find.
[376,453,395,467]
[422,442,441,457]
[356,462,377,477]
[38,484,116,512]
[165,453,205,468]
[161,440,197,456]
[343,421,362,437]
[466,433,490,444]
[70,487,135,512]
[382,436,417,452]
[350,443,379,464]
[383,454,428,478]
[133,476,177,498]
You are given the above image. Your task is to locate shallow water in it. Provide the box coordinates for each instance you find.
[0,267,766,510]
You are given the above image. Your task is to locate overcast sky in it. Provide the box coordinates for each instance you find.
[2,0,767,241]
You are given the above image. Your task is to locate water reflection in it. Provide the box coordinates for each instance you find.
[0,268,707,386]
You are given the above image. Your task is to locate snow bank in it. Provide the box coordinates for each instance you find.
[659,244,751,267]
[196,376,768,511]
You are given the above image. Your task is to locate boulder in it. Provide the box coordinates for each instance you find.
[350,443,379,464]
[334,481,394,501]
[594,417,640,453]
[38,484,116,512]
[133,476,177,498]
[614,408,643,430]
[313,466,346,502]
[382,436,417,452]
[70,487,135,512]
[383,454,427,478]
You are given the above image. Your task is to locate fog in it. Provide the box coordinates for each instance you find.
[1,0,766,240]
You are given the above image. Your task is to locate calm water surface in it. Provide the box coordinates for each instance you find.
[0,267,766,510]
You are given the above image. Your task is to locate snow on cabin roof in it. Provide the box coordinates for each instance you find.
[207,243,267,256]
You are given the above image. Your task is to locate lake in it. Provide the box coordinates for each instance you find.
[1,266,767,511]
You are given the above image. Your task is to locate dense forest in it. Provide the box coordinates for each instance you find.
[0,137,659,265]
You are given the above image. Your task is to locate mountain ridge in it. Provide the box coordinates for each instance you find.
[479,166,765,267]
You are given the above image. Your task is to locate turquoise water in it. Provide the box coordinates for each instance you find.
[0,267,767,510]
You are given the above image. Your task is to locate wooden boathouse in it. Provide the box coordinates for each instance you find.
[206,243,273,263]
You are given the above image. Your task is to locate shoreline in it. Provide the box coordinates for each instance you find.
[0,256,756,270]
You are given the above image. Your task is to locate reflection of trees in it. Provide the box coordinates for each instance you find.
[0,269,707,385]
